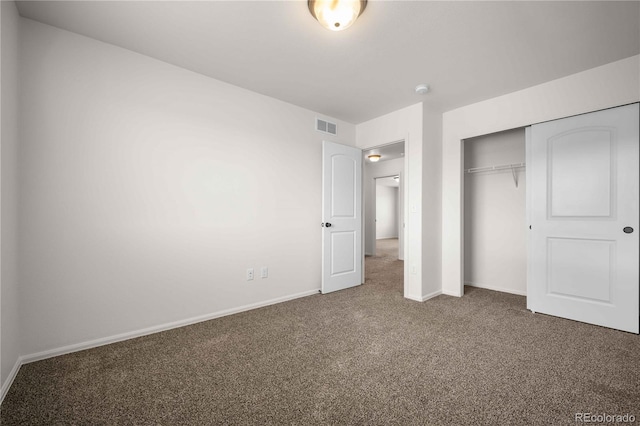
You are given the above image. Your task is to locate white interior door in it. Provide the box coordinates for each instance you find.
[527,103,639,333]
[322,141,362,294]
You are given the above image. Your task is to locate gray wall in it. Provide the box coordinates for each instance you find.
[1,0,21,392]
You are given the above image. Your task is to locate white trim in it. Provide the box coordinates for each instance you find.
[406,290,441,302]
[1,355,24,404]
[21,289,320,365]
[464,281,527,296]
[525,126,533,310]
[442,289,462,297]
[421,290,442,301]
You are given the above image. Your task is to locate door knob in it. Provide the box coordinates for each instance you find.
[322,222,332,228]
[623,226,634,234]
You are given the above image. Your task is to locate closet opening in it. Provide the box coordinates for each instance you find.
[463,128,527,296]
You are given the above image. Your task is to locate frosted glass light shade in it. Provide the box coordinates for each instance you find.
[308,0,367,32]
[368,154,381,162]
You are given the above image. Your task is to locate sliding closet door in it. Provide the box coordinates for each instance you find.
[527,103,639,333]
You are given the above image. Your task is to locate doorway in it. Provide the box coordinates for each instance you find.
[363,140,406,283]
[374,176,401,259]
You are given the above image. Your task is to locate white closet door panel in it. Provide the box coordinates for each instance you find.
[527,103,639,333]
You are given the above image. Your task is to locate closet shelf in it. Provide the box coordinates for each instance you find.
[465,162,525,174]
[465,162,525,188]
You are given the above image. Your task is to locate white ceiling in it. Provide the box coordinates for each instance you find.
[15,1,640,124]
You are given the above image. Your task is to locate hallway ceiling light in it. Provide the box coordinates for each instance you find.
[308,0,367,31]
[368,154,381,162]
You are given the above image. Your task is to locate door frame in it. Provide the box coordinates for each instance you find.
[362,140,407,290]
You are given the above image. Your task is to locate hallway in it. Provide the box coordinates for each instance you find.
[364,238,403,295]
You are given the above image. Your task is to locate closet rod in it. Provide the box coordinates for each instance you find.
[464,162,525,174]
[465,162,525,188]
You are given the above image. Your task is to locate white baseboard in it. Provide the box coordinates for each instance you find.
[405,294,422,302]
[2,288,320,403]
[405,290,441,302]
[1,355,24,405]
[464,281,527,296]
[421,290,442,301]
[441,289,462,297]
[23,289,321,365]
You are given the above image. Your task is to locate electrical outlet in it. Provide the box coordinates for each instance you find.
[261,267,268,278]
[246,268,254,281]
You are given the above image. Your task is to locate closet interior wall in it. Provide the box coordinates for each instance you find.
[464,128,527,295]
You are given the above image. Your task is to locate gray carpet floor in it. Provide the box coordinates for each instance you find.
[2,238,639,425]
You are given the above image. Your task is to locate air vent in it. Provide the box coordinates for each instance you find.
[316,118,337,136]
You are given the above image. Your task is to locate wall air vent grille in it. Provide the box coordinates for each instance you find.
[316,118,337,136]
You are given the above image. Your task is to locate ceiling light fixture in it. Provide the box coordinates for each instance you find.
[415,84,430,95]
[308,0,367,32]
[368,154,381,162]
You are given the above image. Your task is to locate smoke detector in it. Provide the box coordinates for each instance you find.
[415,84,429,95]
